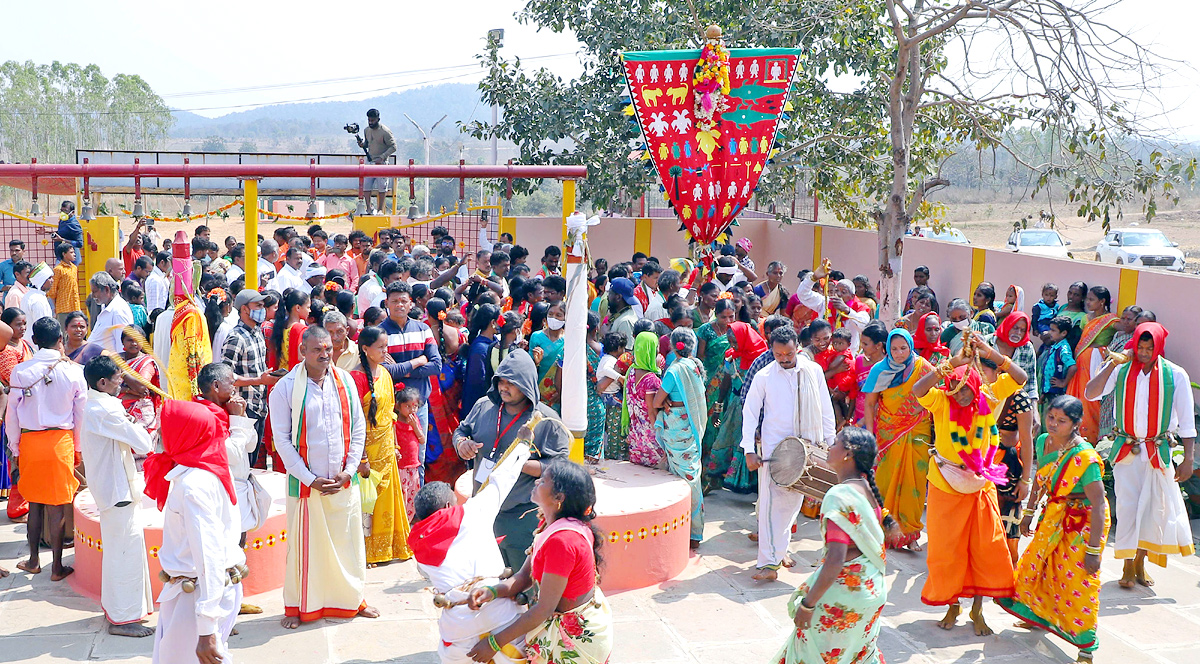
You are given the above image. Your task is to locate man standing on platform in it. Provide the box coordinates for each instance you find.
[269,326,378,629]
[453,349,571,570]
[357,108,396,215]
[7,318,86,580]
[741,326,836,582]
[145,397,245,664]
[80,355,155,637]
[1086,321,1196,587]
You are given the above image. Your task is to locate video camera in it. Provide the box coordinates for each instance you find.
[344,122,370,159]
[343,123,360,135]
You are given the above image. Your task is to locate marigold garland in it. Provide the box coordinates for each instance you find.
[693,29,731,132]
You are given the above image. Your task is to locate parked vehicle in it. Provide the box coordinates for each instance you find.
[1094,227,1185,272]
[1006,229,1071,258]
[919,226,971,245]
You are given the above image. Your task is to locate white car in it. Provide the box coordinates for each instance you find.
[918,227,970,244]
[1095,228,1185,271]
[1005,229,1071,258]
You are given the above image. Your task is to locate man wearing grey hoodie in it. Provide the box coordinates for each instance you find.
[453,349,572,569]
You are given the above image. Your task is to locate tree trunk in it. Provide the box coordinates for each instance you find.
[877,216,906,325]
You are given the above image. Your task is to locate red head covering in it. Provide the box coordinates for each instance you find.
[997,311,1031,348]
[912,312,949,360]
[728,321,767,370]
[1125,321,1168,371]
[941,365,990,431]
[143,399,236,511]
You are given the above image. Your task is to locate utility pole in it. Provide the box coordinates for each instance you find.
[404,112,446,217]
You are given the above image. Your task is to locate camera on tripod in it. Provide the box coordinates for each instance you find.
[343,123,360,135]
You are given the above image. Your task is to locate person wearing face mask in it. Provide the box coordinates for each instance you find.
[529,301,566,414]
[219,289,281,460]
[939,298,994,357]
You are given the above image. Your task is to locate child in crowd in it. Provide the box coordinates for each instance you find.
[1031,282,1060,341]
[595,331,627,460]
[1037,315,1076,418]
[393,387,424,522]
[815,327,857,428]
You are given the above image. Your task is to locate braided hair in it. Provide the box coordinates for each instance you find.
[357,326,385,428]
[271,288,310,362]
[837,426,898,531]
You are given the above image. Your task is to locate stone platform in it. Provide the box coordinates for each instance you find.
[456,460,692,591]
[69,469,290,603]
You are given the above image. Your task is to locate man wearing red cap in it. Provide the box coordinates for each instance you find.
[1086,322,1196,588]
[145,391,245,664]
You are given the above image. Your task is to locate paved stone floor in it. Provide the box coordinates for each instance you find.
[2,489,1200,663]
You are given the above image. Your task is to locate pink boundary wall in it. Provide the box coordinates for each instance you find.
[510,215,1200,382]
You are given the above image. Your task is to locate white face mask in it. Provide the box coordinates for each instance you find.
[547,318,566,330]
[952,318,971,331]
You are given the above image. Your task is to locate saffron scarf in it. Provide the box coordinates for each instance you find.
[289,362,356,499]
[1113,322,1174,468]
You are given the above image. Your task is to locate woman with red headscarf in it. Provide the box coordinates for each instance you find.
[1085,322,1196,589]
[705,320,767,494]
[912,333,1028,637]
[145,398,245,664]
[913,312,949,363]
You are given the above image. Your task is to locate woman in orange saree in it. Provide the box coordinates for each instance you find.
[1065,286,1117,442]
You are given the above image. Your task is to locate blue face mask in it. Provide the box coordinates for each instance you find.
[249,307,267,324]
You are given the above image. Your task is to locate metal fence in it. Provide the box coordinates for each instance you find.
[0,213,56,267]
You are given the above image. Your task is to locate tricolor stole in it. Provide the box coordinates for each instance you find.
[287,365,358,498]
[1113,357,1175,469]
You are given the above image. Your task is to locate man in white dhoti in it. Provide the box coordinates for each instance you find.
[144,398,245,664]
[410,439,532,664]
[80,355,155,637]
[1086,321,1196,587]
[196,362,267,616]
[269,325,377,629]
[742,326,836,582]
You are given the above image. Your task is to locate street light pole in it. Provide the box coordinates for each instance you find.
[404,112,446,217]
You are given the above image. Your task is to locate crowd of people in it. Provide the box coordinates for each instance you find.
[0,204,1197,664]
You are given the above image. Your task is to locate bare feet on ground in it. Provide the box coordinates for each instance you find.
[16,560,40,574]
[969,607,993,636]
[50,566,74,582]
[281,616,301,629]
[108,622,154,638]
[905,540,924,552]
[357,605,380,618]
[781,556,796,568]
[747,532,759,542]
[1119,561,1137,589]
[751,568,779,582]
[936,604,960,630]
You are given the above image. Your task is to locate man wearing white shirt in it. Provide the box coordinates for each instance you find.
[793,266,871,351]
[357,259,400,315]
[257,238,280,286]
[147,398,246,664]
[266,247,308,295]
[269,326,377,629]
[21,263,54,344]
[87,271,135,351]
[741,326,836,581]
[145,252,171,313]
[225,245,246,285]
[80,355,155,637]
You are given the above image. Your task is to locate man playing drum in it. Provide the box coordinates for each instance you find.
[741,326,836,581]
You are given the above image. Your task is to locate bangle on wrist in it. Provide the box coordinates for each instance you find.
[1084,544,1103,556]
[487,634,501,652]
[799,596,817,610]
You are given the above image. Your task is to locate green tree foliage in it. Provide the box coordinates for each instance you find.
[0,60,172,163]
[198,136,230,152]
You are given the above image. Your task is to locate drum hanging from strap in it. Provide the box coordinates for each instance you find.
[767,436,837,500]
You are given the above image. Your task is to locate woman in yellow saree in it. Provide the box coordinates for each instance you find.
[999,395,1108,663]
[861,328,933,550]
[1065,286,1117,442]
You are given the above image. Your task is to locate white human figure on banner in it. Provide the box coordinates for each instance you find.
[693,183,703,199]
[678,63,688,82]
[770,60,783,81]
[742,181,751,197]
[650,65,659,83]
[727,181,738,197]
[635,65,645,83]
[749,60,760,79]
[736,61,745,79]
[664,64,674,83]
[707,181,716,200]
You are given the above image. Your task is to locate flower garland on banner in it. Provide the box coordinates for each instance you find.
[692,25,730,132]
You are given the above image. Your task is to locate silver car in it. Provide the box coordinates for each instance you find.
[1094,228,1185,271]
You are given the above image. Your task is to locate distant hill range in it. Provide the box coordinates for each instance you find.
[169,83,485,143]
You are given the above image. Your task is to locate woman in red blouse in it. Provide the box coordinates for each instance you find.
[466,459,612,664]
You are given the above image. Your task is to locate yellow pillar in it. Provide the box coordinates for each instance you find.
[81,215,119,299]
[634,218,653,255]
[561,179,576,247]
[499,215,517,242]
[1117,267,1140,313]
[812,225,823,271]
[244,180,259,291]
[970,247,987,298]
[354,215,391,243]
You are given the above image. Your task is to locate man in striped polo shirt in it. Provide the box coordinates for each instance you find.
[379,281,442,481]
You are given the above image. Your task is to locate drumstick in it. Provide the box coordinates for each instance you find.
[101,350,172,400]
